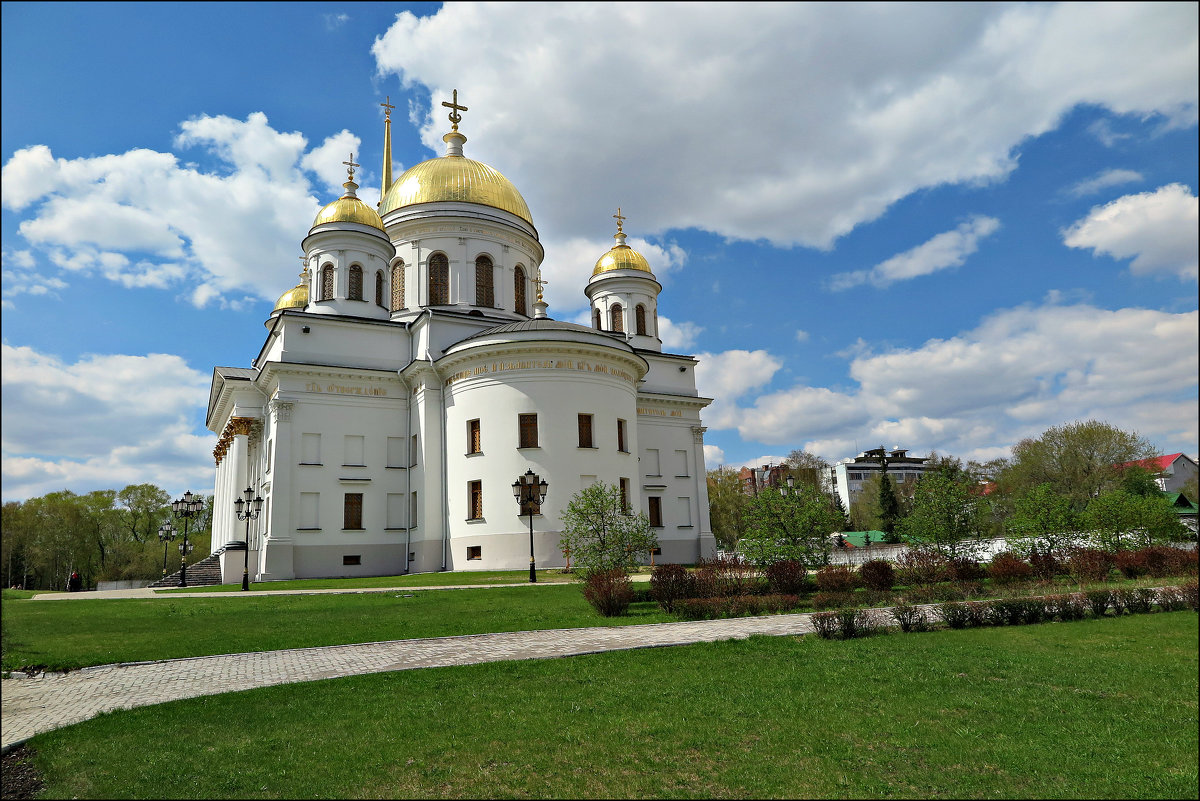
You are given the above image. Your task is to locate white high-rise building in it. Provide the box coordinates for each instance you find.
[205,98,715,580]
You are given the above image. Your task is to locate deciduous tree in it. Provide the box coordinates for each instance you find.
[559,482,658,579]
[706,467,749,550]
[739,485,842,567]
[898,473,990,558]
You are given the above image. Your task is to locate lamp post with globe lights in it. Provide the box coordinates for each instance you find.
[512,469,548,583]
[157,522,176,579]
[171,490,204,587]
[233,487,264,591]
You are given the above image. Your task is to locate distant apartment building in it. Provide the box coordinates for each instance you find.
[738,463,791,495]
[828,447,930,512]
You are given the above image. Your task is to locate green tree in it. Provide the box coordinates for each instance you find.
[117,484,171,544]
[878,473,901,540]
[739,485,842,567]
[898,474,990,558]
[559,482,658,579]
[1181,474,1199,505]
[1006,483,1079,555]
[706,467,750,550]
[1081,489,1187,551]
[1120,466,1164,497]
[785,450,830,492]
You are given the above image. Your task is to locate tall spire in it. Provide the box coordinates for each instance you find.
[379,96,394,206]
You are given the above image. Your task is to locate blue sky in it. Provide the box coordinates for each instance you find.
[2,2,1197,502]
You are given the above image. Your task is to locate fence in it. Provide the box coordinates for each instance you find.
[95,579,154,591]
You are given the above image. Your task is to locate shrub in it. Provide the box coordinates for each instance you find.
[1182,580,1199,611]
[812,591,855,611]
[859,559,895,591]
[863,589,895,608]
[1131,587,1158,614]
[1018,597,1048,625]
[1085,588,1112,617]
[1111,587,1153,615]
[582,569,634,617]
[694,555,760,598]
[649,563,695,612]
[1068,549,1113,584]
[964,601,990,627]
[985,599,1026,626]
[1141,546,1196,578]
[1154,586,1185,612]
[947,557,988,583]
[890,602,929,633]
[955,581,985,600]
[838,607,881,639]
[764,559,808,595]
[815,565,860,593]
[988,552,1034,585]
[1027,546,1062,581]
[759,594,802,614]
[904,586,941,604]
[896,548,948,586]
[811,611,839,639]
[1046,593,1086,621]
[938,601,973,629]
[1114,550,1147,579]
[1174,549,1199,577]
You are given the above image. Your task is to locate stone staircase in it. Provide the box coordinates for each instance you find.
[148,551,226,589]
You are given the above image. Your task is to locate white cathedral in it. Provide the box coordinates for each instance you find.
[205,96,715,581]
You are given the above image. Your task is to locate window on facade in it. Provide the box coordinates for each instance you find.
[375,270,384,306]
[467,419,482,454]
[611,303,623,332]
[648,496,663,527]
[514,265,527,316]
[320,265,334,301]
[387,493,405,528]
[644,448,661,476]
[467,480,483,520]
[300,492,319,529]
[518,413,539,448]
[617,418,628,452]
[301,433,321,465]
[636,304,647,335]
[578,414,594,448]
[344,435,365,466]
[619,478,631,514]
[391,261,405,311]
[475,255,494,307]
[344,493,363,530]
[593,308,602,330]
[467,545,482,560]
[677,497,692,526]
[675,449,689,477]
[410,491,418,528]
[343,555,361,566]
[410,434,418,466]
[387,437,404,468]
[429,253,449,305]
[348,265,363,300]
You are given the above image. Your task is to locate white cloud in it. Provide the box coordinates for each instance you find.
[702,444,726,467]
[1063,183,1198,280]
[658,316,702,351]
[0,345,213,500]
[373,3,1197,249]
[300,129,365,198]
[713,303,1197,463]
[694,349,782,430]
[538,234,685,314]
[795,330,810,343]
[1067,168,1143,197]
[829,215,1001,290]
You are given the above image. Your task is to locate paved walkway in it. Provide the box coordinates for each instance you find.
[1,610,818,750]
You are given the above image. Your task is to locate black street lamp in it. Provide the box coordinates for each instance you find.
[512,468,548,583]
[157,522,177,578]
[171,490,204,587]
[779,474,796,496]
[233,486,264,591]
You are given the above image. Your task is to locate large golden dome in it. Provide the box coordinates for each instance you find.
[379,154,533,225]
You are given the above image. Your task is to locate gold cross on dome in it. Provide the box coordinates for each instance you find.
[441,89,468,131]
[613,207,626,234]
[532,266,548,302]
[380,96,394,119]
[343,153,359,180]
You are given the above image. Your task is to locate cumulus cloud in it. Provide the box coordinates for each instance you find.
[702,444,726,467]
[829,215,1001,290]
[1067,168,1143,197]
[1063,183,1198,280]
[694,349,783,430]
[373,3,1197,249]
[658,316,702,351]
[710,303,1197,464]
[1,345,213,500]
[538,234,685,314]
[0,115,376,307]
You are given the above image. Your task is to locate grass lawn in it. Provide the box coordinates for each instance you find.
[22,613,1199,799]
[0,585,675,672]
[154,568,582,592]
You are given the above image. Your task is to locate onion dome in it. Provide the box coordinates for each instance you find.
[273,266,309,312]
[378,91,534,225]
[312,156,384,231]
[593,210,653,276]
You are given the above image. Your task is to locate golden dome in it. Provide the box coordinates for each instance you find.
[273,282,308,312]
[592,216,654,276]
[379,153,533,225]
[313,194,384,230]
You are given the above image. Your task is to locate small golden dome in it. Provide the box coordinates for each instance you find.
[593,212,653,276]
[273,282,308,312]
[313,195,384,230]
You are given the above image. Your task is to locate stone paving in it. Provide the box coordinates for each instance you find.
[1,598,817,749]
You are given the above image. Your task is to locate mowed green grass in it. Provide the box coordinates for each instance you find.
[26,613,1199,799]
[1,585,675,672]
[155,568,582,592]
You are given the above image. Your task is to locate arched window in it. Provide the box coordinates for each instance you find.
[611,303,623,333]
[429,253,449,305]
[348,265,363,300]
[320,264,334,301]
[635,304,647,336]
[593,308,602,330]
[475,255,494,307]
[375,270,384,306]
[514,265,527,316]
[391,261,405,311]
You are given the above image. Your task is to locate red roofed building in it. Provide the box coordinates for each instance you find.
[1115,453,1198,495]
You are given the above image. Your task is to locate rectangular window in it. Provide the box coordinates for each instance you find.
[578,413,594,448]
[301,433,321,465]
[299,492,319,529]
[467,480,483,520]
[619,478,630,514]
[675,449,690,477]
[644,448,661,477]
[677,497,692,526]
[343,554,361,566]
[410,492,418,528]
[410,434,418,466]
[648,496,663,527]
[467,545,482,561]
[849,472,864,481]
[387,437,405,468]
[617,419,628,452]
[467,419,482,454]
[387,493,405,529]
[344,493,363,530]
[266,440,272,473]
[519,413,539,448]
[344,435,365,466]
[580,474,598,491]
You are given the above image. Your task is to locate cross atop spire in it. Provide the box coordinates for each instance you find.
[343,153,360,181]
[613,207,626,235]
[532,265,548,303]
[380,96,394,120]
[442,89,468,132]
